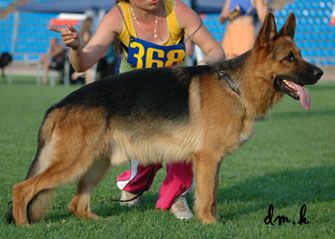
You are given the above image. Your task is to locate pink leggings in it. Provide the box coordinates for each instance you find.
[117,160,193,210]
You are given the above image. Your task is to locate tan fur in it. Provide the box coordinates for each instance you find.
[27,190,54,223]
[107,77,204,166]
[11,13,321,225]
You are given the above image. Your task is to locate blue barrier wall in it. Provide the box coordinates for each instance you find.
[1,0,335,65]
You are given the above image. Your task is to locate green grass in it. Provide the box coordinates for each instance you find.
[0,76,334,238]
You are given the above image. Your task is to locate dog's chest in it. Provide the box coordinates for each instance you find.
[239,133,251,143]
[238,117,254,144]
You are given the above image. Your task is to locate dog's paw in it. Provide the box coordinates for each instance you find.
[200,216,217,224]
[5,207,14,224]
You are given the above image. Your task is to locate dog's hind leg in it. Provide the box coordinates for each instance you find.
[12,143,101,225]
[193,151,222,224]
[68,157,110,220]
[10,107,109,225]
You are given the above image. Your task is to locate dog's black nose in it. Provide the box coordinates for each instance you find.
[313,68,323,79]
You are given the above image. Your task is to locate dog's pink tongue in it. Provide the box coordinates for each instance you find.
[289,81,311,110]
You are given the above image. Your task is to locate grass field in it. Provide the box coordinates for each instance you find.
[0,76,334,238]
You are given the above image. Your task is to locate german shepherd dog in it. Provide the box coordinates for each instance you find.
[7,12,323,225]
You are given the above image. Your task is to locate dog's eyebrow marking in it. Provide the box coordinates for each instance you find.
[273,39,292,60]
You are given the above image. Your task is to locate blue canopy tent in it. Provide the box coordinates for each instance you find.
[17,0,223,14]
[194,0,223,13]
[17,0,116,13]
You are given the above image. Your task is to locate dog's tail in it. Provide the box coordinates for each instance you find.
[6,107,58,224]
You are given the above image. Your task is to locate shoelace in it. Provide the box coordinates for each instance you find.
[173,196,191,212]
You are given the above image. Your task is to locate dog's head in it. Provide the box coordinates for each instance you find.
[255,12,323,110]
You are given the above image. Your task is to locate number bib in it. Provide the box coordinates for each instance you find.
[127,37,186,69]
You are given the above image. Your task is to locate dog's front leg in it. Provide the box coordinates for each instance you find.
[193,151,222,224]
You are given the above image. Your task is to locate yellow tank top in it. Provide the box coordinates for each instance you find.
[117,0,186,72]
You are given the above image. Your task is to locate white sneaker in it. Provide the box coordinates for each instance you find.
[169,195,193,220]
[120,190,142,207]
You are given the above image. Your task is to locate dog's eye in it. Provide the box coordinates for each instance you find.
[286,53,295,62]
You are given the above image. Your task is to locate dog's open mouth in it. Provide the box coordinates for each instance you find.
[275,78,310,110]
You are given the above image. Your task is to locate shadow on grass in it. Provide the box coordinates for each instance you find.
[308,83,335,91]
[0,77,36,85]
[38,165,334,224]
[43,189,159,224]
[270,109,335,120]
[217,165,335,220]
[43,200,156,224]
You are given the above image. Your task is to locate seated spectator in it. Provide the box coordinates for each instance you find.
[39,37,65,85]
[96,43,122,80]
[71,17,94,84]
[0,52,13,77]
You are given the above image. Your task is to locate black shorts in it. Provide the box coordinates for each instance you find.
[49,59,64,71]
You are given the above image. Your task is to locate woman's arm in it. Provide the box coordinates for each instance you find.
[49,7,123,72]
[175,0,226,65]
[220,0,231,22]
[254,0,269,23]
[49,45,64,58]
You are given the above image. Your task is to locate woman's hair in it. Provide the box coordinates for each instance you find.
[114,0,129,54]
[80,17,93,44]
[80,17,93,35]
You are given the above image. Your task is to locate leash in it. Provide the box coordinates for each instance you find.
[110,168,154,203]
[217,69,241,95]
[110,190,145,203]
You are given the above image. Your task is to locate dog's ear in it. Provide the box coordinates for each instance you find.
[256,12,277,48]
[278,12,296,39]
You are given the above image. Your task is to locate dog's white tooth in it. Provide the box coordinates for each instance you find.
[283,80,292,88]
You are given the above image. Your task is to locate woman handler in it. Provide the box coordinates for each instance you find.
[49,0,225,220]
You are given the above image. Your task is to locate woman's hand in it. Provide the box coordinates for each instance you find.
[219,0,231,23]
[219,8,230,23]
[49,26,81,51]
